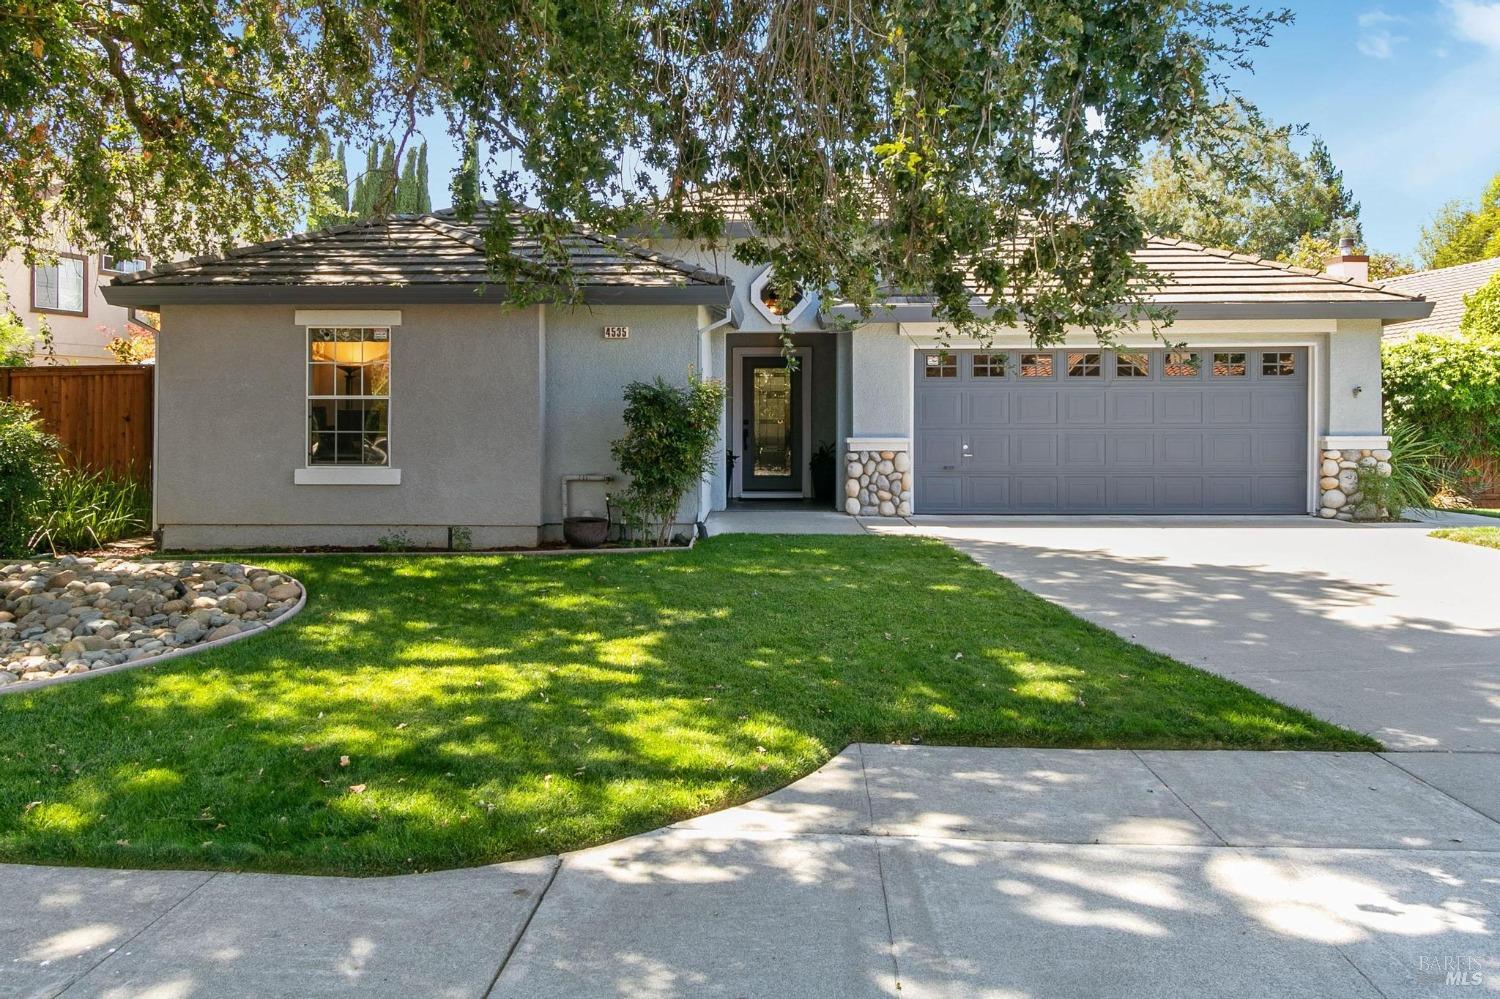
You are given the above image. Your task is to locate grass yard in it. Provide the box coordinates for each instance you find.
[1430,526,1500,550]
[1460,508,1500,520]
[0,535,1372,875]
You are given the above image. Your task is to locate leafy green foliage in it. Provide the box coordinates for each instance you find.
[28,465,151,554]
[1460,270,1500,337]
[610,375,726,545]
[0,402,59,556]
[3,1,1294,344]
[310,137,430,229]
[1417,173,1500,270]
[1356,421,1449,515]
[0,0,383,262]
[1382,331,1500,476]
[0,311,34,367]
[1131,129,1360,260]
[0,537,1371,875]
[1281,234,1414,280]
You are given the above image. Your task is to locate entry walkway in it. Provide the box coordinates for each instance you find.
[4,747,1496,997]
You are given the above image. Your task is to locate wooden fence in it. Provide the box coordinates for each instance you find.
[1,365,153,479]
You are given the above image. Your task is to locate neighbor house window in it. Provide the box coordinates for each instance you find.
[1212,352,1247,377]
[100,253,150,275]
[1066,352,1101,377]
[307,327,391,466]
[31,254,87,315]
[1261,351,1296,376]
[1116,352,1150,378]
[128,308,160,332]
[972,353,1007,377]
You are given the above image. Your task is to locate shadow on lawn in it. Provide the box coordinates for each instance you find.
[0,536,1368,875]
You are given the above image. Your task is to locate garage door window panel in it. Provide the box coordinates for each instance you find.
[973,353,1008,377]
[1116,352,1151,378]
[1212,352,1247,377]
[924,353,958,378]
[1164,352,1202,378]
[1066,352,1101,377]
[1261,352,1297,377]
[1020,353,1055,378]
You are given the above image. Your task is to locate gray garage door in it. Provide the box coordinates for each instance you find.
[914,348,1308,514]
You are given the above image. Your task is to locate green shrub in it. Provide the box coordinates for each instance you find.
[0,401,59,555]
[1382,331,1500,486]
[29,465,151,554]
[1460,270,1500,338]
[1356,421,1450,516]
[610,374,726,546]
[0,312,35,366]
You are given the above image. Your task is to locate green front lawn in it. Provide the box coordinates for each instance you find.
[0,535,1372,875]
[1430,526,1500,550]
[1461,508,1500,520]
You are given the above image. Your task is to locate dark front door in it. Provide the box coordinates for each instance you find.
[741,356,803,492]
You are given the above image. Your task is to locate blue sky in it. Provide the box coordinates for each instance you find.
[409,1,1500,260]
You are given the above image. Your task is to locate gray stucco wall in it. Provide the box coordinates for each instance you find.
[849,323,911,438]
[541,304,708,532]
[1326,319,1385,434]
[156,303,542,548]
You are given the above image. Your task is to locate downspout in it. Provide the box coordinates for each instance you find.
[697,309,734,534]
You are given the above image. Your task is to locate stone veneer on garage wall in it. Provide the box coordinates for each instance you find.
[845,438,912,517]
[1318,439,1393,521]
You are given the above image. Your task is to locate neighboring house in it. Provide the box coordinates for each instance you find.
[1380,257,1500,342]
[1,248,159,363]
[102,210,1430,549]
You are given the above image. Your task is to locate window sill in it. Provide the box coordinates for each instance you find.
[294,467,402,486]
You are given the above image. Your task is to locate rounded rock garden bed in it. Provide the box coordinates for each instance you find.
[0,556,303,689]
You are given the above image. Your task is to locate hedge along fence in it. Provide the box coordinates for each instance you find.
[1382,332,1500,501]
[0,365,153,478]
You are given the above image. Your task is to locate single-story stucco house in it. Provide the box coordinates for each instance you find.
[101,210,1432,549]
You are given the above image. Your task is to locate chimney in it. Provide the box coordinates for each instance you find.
[1324,236,1369,283]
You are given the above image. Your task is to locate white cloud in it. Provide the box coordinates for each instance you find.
[1447,0,1500,51]
[1356,9,1407,59]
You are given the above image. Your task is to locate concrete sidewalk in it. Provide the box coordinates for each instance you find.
[5,747,1497,997]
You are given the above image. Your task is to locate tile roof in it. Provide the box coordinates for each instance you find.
[820,236,1431,322]
[107,210,726,298]
[1136,237,1421,305]
[1378,257,1500,340]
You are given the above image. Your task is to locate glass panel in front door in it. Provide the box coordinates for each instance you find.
[752,367,793,476]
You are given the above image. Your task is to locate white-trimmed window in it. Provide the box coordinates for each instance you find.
[306,327,391,467]
[32,254,87,315]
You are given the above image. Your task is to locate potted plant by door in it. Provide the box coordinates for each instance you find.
[809,442,838,504]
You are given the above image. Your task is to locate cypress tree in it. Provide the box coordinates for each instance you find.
[332,142,350,215]
[397,147,421,213]
[416,143,431,212]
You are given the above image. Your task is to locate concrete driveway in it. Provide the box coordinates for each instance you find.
[866,518,1500,751]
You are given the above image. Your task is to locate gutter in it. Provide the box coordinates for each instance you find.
[819,297,1436,326]
[102,282,734,309]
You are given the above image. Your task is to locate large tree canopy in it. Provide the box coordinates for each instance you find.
[1129,128,1361,262]
[2,0,1292,343]
[1417,172,1500,271]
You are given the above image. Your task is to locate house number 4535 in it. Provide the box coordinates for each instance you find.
[602,326,630,340]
